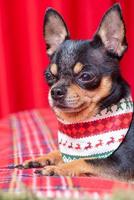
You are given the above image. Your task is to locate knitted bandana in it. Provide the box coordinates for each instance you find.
[58,95,133,163]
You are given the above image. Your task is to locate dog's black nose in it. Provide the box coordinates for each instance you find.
[51,87,66,100]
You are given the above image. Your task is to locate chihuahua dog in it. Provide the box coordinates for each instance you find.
[19,4,134,180]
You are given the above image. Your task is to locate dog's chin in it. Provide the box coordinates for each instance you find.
[51,100,98,123]
[52,102,88,113]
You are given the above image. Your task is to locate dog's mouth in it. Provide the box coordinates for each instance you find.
[60,103,89,113]
[53,100,89,113]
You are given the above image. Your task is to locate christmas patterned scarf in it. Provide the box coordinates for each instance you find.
[58,95,133,163]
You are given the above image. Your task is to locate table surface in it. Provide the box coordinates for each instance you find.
[0,108,133,199]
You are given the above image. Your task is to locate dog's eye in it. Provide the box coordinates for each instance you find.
[45,71,56,86]
[45,72,52,80]
[79,72,95,82]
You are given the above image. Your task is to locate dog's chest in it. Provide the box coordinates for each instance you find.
[58,96,133,163]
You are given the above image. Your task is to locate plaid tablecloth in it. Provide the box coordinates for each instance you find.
[0,108,134,199]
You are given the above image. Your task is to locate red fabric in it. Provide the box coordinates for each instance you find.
[0,108,134,198]
[0,0,134,118]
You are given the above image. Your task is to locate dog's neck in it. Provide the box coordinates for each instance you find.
[57,95,133,163]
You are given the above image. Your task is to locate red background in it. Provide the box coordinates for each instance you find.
[0,0,134,119]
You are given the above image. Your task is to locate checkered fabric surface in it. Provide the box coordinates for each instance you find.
[0,109,134,199]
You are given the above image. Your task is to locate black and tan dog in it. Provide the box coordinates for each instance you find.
[18,4,134,180]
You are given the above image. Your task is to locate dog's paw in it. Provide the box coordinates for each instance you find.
[15,156,54,169]
[15,151,62,169]
[34,166,63,176]
[34,166,58,176]
[34,164,81,176]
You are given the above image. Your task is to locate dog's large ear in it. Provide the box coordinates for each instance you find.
[95,4,127,57]
[43,8,70,56]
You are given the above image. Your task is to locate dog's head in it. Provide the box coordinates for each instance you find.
[44,4,129,123]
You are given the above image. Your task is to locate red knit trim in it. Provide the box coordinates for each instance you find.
[58,112,133,139]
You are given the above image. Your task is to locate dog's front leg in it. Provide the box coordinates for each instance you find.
[16,150,63,169]
[34,159,99,176]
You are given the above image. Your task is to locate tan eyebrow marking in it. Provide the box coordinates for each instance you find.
[50,63,58,76]
[73,62,84,74]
